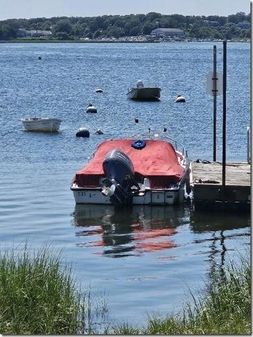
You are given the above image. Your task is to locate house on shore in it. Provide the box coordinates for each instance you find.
[150,28,185,40]
[17,28,52,38]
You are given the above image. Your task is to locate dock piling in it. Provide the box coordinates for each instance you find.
[222,40,227,199]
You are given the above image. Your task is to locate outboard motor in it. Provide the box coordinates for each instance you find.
[101,149,139,205]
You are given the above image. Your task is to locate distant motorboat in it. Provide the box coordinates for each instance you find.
[21,117,61,132]
[95,88,103,93]
[175,95,186,103]
[127,80,161,101]
[86,104,97,113]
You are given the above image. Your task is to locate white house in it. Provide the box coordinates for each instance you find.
[150,28,184,39]
[17,28,52,38]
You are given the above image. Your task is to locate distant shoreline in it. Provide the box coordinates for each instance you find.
[0,39,249,43]
[0,39,157,43]
[0,13,249,44]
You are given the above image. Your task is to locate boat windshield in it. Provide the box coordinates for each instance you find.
[136,80,144,88]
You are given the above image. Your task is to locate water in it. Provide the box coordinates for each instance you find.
[0,42,250,328]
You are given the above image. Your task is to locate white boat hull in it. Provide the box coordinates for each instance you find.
[71,185,185,205]
[21,118,61,132]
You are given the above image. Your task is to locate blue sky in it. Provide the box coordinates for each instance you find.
[0,0,250,20]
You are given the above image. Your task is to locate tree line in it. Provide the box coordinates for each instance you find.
[0,11,250,40]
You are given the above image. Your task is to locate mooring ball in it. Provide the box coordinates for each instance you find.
[76,128,90,137]
[86,105,97,113]
[175,95,186,103]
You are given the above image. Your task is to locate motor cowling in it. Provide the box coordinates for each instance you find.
[102,149,138,205]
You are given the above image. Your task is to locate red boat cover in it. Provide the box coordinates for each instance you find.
[74,139,185,188]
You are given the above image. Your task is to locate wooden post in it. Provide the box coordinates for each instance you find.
[247,127,251,163]
[250,2,253,165]
[213,45,217,162]
[222,40,227,198]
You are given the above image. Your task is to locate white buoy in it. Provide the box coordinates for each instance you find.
[86,104,97,113]
[76,128,90,137]
[175,95,186,103]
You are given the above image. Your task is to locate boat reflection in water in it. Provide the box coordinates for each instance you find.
[72,205,189,257]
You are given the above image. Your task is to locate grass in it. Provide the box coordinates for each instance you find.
[0,246,86,334]
[0,246,250,335]
[113,256,251,335]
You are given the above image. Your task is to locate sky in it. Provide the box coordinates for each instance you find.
[0,0,250,20]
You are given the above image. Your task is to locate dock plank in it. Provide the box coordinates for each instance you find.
[191,161,251,211]
[191,161,250,186]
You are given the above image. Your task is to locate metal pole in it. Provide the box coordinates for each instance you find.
[250,2,253,166]
[213,45,217,162]
[247,127,251,163]
[222,40,227,196]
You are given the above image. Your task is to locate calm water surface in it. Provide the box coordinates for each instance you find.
[0,42,250,327]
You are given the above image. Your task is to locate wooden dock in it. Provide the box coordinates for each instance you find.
[191,161,251,211]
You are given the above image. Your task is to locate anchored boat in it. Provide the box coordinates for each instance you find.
[71,133,190,206]
[21,117,61,132]
[127,80,161,101]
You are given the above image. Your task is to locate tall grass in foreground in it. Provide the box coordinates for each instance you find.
[0,247,86,334]
[113,257,251,335]
[0,247,250,335]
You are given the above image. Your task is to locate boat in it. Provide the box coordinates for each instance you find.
[127,80,161,101]
[21,117,61,132]
[71,132,190,206]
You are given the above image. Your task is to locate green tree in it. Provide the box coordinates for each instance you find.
[222,22,241,39]
[129,26,140,36]
[146,12,162,21]
[92,29,101,39]
[228,12,247,24]
[142,22,156,35]
[55,32,71,40]
[106,26,123,38]
[0,23,16,39]
[53,19,72,36]
[41,21,52,30]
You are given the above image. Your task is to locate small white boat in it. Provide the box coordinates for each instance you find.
[175,95,186,103]
[21,117,61,132]
[71,132,190,206]
[86,104,97,113]
[127,80,161,101]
